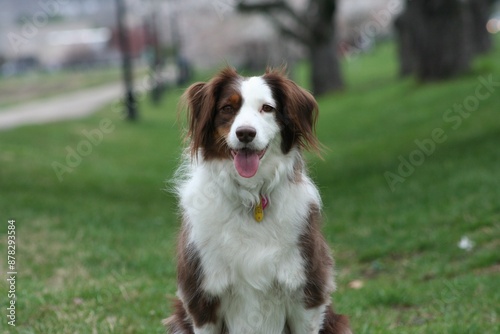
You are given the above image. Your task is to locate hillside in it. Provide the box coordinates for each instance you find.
[0,40,499,333]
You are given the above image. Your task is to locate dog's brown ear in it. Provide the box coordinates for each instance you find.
[283,82,319,153]
[181,82,214,157]
[181,67,240,158]
[263,69,320,155]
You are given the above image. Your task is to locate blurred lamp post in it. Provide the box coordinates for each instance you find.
[115,0,138,121]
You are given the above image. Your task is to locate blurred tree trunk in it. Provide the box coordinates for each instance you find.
[468,0,494,55]
[310,36,343,95]
[394,10,415,77]
[394,0,494,81]
[395,0,469,80]
[307,0,343,94]
[238,0,344,95]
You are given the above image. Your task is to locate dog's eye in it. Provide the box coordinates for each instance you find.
[262,104,275,113]
[221,105,234,114]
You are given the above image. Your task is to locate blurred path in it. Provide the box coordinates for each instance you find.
[0,82,125,131]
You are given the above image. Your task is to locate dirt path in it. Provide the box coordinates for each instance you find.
[0,82,125,131]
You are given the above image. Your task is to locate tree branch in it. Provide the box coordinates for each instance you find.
[237,0,309,29]
[272,18,310,44]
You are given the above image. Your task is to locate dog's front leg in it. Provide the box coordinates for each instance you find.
[192,322,223,334]
[286,303,326,334]
[182,292,222,334]
[176,227,224,334]
[164,295,222,334]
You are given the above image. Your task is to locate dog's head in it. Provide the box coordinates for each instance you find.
[182,67,319,178]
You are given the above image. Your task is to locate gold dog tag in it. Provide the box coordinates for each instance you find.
[254,202,264,222]
[254,196,268,222]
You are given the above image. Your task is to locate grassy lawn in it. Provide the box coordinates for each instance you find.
[1,40,499,333]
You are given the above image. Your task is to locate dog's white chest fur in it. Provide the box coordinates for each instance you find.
[181,160,320,291]
[179,158,322,333]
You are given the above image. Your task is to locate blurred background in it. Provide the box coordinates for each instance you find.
[1,0,499,333]
[1,0,500,105]
[1,0,500,111]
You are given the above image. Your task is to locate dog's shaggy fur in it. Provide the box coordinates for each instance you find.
[165,67,351,334]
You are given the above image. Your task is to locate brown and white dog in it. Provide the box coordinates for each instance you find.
[165,67,351,334]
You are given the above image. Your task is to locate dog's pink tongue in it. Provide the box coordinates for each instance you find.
[234,149,260,178]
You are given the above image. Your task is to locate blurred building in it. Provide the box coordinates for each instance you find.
[0,0,403,75]
[0,0,148,74]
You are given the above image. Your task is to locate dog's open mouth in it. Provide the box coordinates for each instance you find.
[231,147,267,178]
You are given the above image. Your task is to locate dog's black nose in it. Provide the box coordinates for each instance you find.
[236,126,256,143]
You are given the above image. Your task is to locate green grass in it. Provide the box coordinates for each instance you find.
[1,40,500,333]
